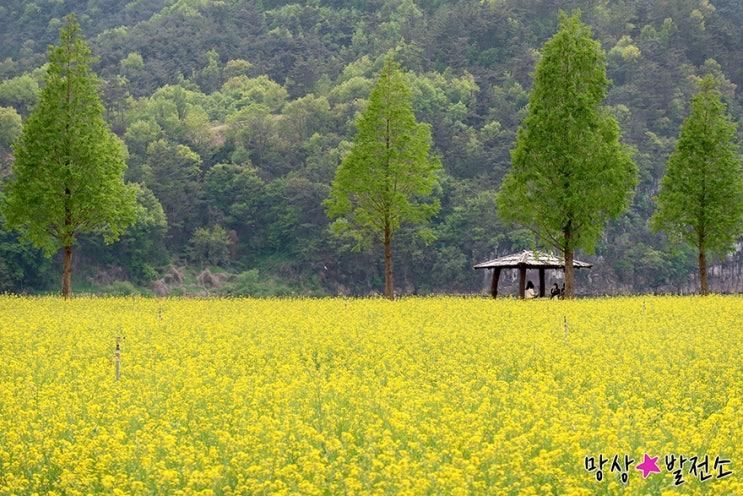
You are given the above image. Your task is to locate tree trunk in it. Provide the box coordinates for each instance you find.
[563,222,575,299]
[564,246,575,299]
[62,186,74,299]
[62,245,73,298]
[699,248,708,295]
[383,223,394,300]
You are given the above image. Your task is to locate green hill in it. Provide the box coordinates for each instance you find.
[1,0,742,295]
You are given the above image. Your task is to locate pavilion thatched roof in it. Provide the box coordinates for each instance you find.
[473,250,592,270]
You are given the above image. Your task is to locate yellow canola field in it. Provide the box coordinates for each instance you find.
[0,296,740,495]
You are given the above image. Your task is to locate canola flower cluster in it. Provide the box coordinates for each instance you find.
[0,295,740,495]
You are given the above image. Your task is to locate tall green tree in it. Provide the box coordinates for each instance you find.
[2,16,136,297]
[651,76,743,295]
[496,12,637,298]
[325,58,441,299]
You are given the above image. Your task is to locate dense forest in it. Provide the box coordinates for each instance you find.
[1,0,742,296]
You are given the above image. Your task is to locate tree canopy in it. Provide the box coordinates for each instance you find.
[496,11,637,297]
[651,75,743,294]
[326,57,441,298]
[0,1,741,296]
[2,15,136,296]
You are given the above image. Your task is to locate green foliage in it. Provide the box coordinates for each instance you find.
[613,242,696,292]
[326,58,442,249]
[143,139,202,243]
[226,104,284,173]
[0,1,742,295]
[263,174,331,261]
[204,163,264,235]
[2,16,137,255]
[219,269,293,297]
[497,12,637,256]
[120,51,144,72]
[124,119,162,170]
[98,280,141,296]
[190,225,231,267]
[98,184,168,284]
[224,59,254,80]
[651,76,743,257]
[280,95,332,144]
[221,75,288,113]
[0,217,52,292]
[127,84,211,149]
[0,74,39,115]
[195,49,222,93]
[0,106,22,151]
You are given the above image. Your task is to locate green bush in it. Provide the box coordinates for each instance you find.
[190,225,231,267]
[219,269,293,297]
[99,280,140,296]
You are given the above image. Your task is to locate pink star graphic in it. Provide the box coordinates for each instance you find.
[636,453,661,479]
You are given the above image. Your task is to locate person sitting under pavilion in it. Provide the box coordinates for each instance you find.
[525,280,536,299]
[550,283,561,299]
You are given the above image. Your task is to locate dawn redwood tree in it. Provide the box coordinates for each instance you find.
[3,16,136,297]
[496,12,637,298]
[325,57,441,299]
[651,76,743,295]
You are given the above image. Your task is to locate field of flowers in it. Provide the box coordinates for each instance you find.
[0,295,740,495]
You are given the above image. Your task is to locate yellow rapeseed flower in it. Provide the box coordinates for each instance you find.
[0,295,739,495]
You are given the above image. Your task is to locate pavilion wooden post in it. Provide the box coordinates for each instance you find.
[539,268,546,297]
[518,265,526,299]
[490,268,501,299]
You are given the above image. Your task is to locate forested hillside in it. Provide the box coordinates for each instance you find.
[1,0,742,296]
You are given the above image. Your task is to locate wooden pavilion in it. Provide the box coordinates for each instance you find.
[474,250,592,298]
